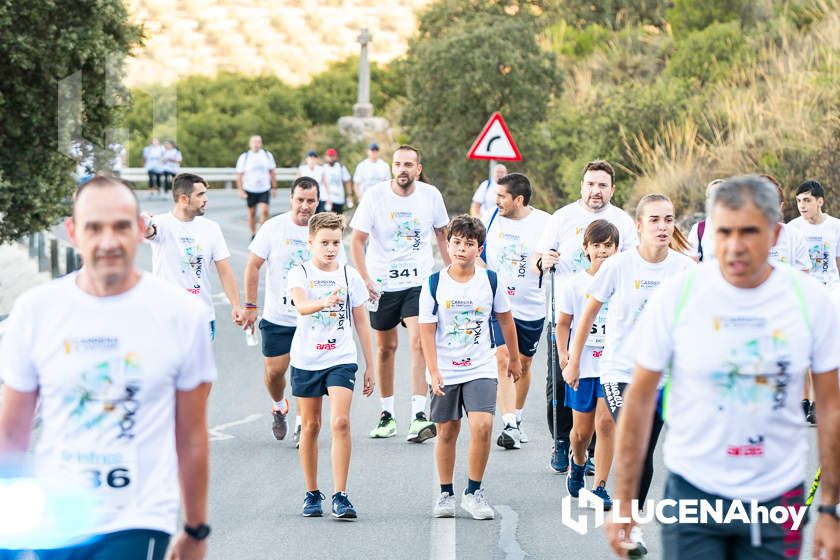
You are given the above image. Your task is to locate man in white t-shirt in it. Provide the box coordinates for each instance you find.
[533,160,638,474]
[242,177,347,444]
[606,175,840,559]
[353,143,391,201]
[470,163,508,219]
[789,180,840,290]
[686,179,723,262]
[320,148,352,214]
[236,135,277,239]
[142,137,165,196]
[162,140,182,194]
[350,145,451,442]
[297,150,324,202]
[144,173,243,339]
[109,142,127,177]
[481,173,550,450]
[0,176,214,558]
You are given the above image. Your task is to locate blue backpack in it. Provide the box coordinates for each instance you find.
[428,269,498,315]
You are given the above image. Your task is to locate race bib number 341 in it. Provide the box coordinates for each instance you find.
[387,260,420,289]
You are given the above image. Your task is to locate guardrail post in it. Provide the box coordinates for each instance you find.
[37,233,47,272]
[29,234,36,257]
[65,247,76,275]
[224,180,232,190]
[76,253,83,270]
[50,238,59,278]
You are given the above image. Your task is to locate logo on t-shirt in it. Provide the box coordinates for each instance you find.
[315,338,337,351]
[452,358,472,367]
[390,211,422,251]
[64,336,119,354]
[634,279,660,290]
[283,239,309,273]
[726,435,765,457]
[506,286,516,296]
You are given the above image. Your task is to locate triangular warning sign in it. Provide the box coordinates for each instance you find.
[467,112,522,161]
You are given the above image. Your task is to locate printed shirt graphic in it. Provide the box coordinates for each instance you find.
[768,223,810,271]
[634,262,840,501]
[557,271,609,380]
[350,181,449,292]
[418,267,511,384]
[588,248,695,384]
[248,213,347,327]
[235,149,276,193]
[535,202,638,285]
[287,262,367,370]
[788,216,840,289]
[0,273,216,538]
[149,212,230,321]
[353,158,391,196]
[322,163,351,204]
[483,208,550,321]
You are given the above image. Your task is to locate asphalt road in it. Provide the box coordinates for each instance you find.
[55,189,823,559]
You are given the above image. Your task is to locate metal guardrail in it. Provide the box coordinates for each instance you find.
[19,232,82,279]
[120,167,299,189]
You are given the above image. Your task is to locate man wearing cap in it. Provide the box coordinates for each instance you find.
[353,143,391,201]
[236,135,277,239]
[321,148,353,214]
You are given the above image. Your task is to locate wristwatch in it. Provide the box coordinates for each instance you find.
[817,504,840,520]
[184,523,211,540]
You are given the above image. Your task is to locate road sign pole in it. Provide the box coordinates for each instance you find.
[488,159,495,194]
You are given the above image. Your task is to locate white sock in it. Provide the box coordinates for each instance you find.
[515,409,523,422]
[273,399,288,414]
[295,415,302,429]
[503,413,517,427]
[381,396,395,415]
[411,395,427,417]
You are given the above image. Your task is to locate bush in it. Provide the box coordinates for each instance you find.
[664,21,747,85]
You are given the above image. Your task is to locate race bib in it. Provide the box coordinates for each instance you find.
[387,259,420,289]
[56,446,138,517]
[586,305,608,347]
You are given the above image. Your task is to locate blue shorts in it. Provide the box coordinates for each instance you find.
[565,378,604,412]
[291,363,357,398]
[259,319,295,357]
[489,315,545,357]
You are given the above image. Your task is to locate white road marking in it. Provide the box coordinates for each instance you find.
[429,480,456,560]
[496,504,526,559]
[208,413,262,441]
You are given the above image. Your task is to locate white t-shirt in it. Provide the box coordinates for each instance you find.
[162,148,182,174]
[235,149,276,193]
[142,144,165,172]
[536,201,638,279]
[297,163,326,201]
[483,208,551,321]
[588,248,695,384]
[322,163,352,204]
[769,223,810,271]
[109,143,126,173]
[0,273,217,538]
[148,212,231,321]
[248,213,347,327]
[557,270,608,380]
[788,215,840,289]
[418,266,511,384]
[287,262,367,370]
[686,220,716,262]
[472,180,498,219]
[353,158,391,196]
[350,181,450,292]
[635,263,840,501]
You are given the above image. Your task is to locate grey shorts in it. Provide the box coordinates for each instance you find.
[430,378,498,422]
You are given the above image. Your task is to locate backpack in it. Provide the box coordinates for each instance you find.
[697,220,706,262]
[428,268,498,316]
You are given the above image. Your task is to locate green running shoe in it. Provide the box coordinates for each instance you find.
[369,410,397,438]
[406,412,437,443]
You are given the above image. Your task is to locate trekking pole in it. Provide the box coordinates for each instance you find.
[549,266,559,463]
[806,467,821,507]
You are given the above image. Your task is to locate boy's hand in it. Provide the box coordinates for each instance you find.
[562,362,579,390]
[430,370,445,397]
[322,289,341,310]
[363,368,375,397]
[507,355,522,383]
[559,349,570,369]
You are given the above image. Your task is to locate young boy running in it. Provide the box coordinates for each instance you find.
[556,220,619,508]
[419,215,522,520]
[287,213,375,519]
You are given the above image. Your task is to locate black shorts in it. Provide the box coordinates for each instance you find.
[369,286,421,331]
[259,319,295,357]
[16,529,170,560]
[291,363,357,397]
[489,315,545,357]
[246,190,270,208]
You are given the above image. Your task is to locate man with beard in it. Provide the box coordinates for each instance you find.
[532,160,638,473]
[242,178,347,444]
[350,145,451,442]
[144,173,243,340]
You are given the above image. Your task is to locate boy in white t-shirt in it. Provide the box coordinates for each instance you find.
[556,219,618,508]
[419,215,522,520]
[287,213,375,520]
[789,179,840,290]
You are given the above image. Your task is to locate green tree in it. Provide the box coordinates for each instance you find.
[557,0,670,30]
[664,21,747,85]
[0,0,142,241]
[668,0,763,37]
[402,11,560,209]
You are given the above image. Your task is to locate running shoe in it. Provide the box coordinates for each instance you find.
[496,424,522,450]
[566,459,586,498]
[369,411,396,438]
[628,526,648,557]
[293,424,302,448]
[302,490,325,517]
[460,489,495,520]
[585,454,595,476]
[516,419,529,443]
[331,492,357,520]
[433,492,456,518]
[802,399,811,419]
[807,401,817,425]
[272,402,289,440]
[550,440,569,474]
[589,483,613,511]
[406,412,437,443]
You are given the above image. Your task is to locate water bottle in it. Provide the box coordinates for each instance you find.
[245,324,258,346]
[366,278,383,312]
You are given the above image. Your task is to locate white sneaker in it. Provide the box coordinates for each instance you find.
[496,425,521,450]
[460,489,495,520]
[628,526,648,557]
[517,419,529,443]
[433,492,456,518]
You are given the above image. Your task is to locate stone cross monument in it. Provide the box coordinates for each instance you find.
[339,28,389,140]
